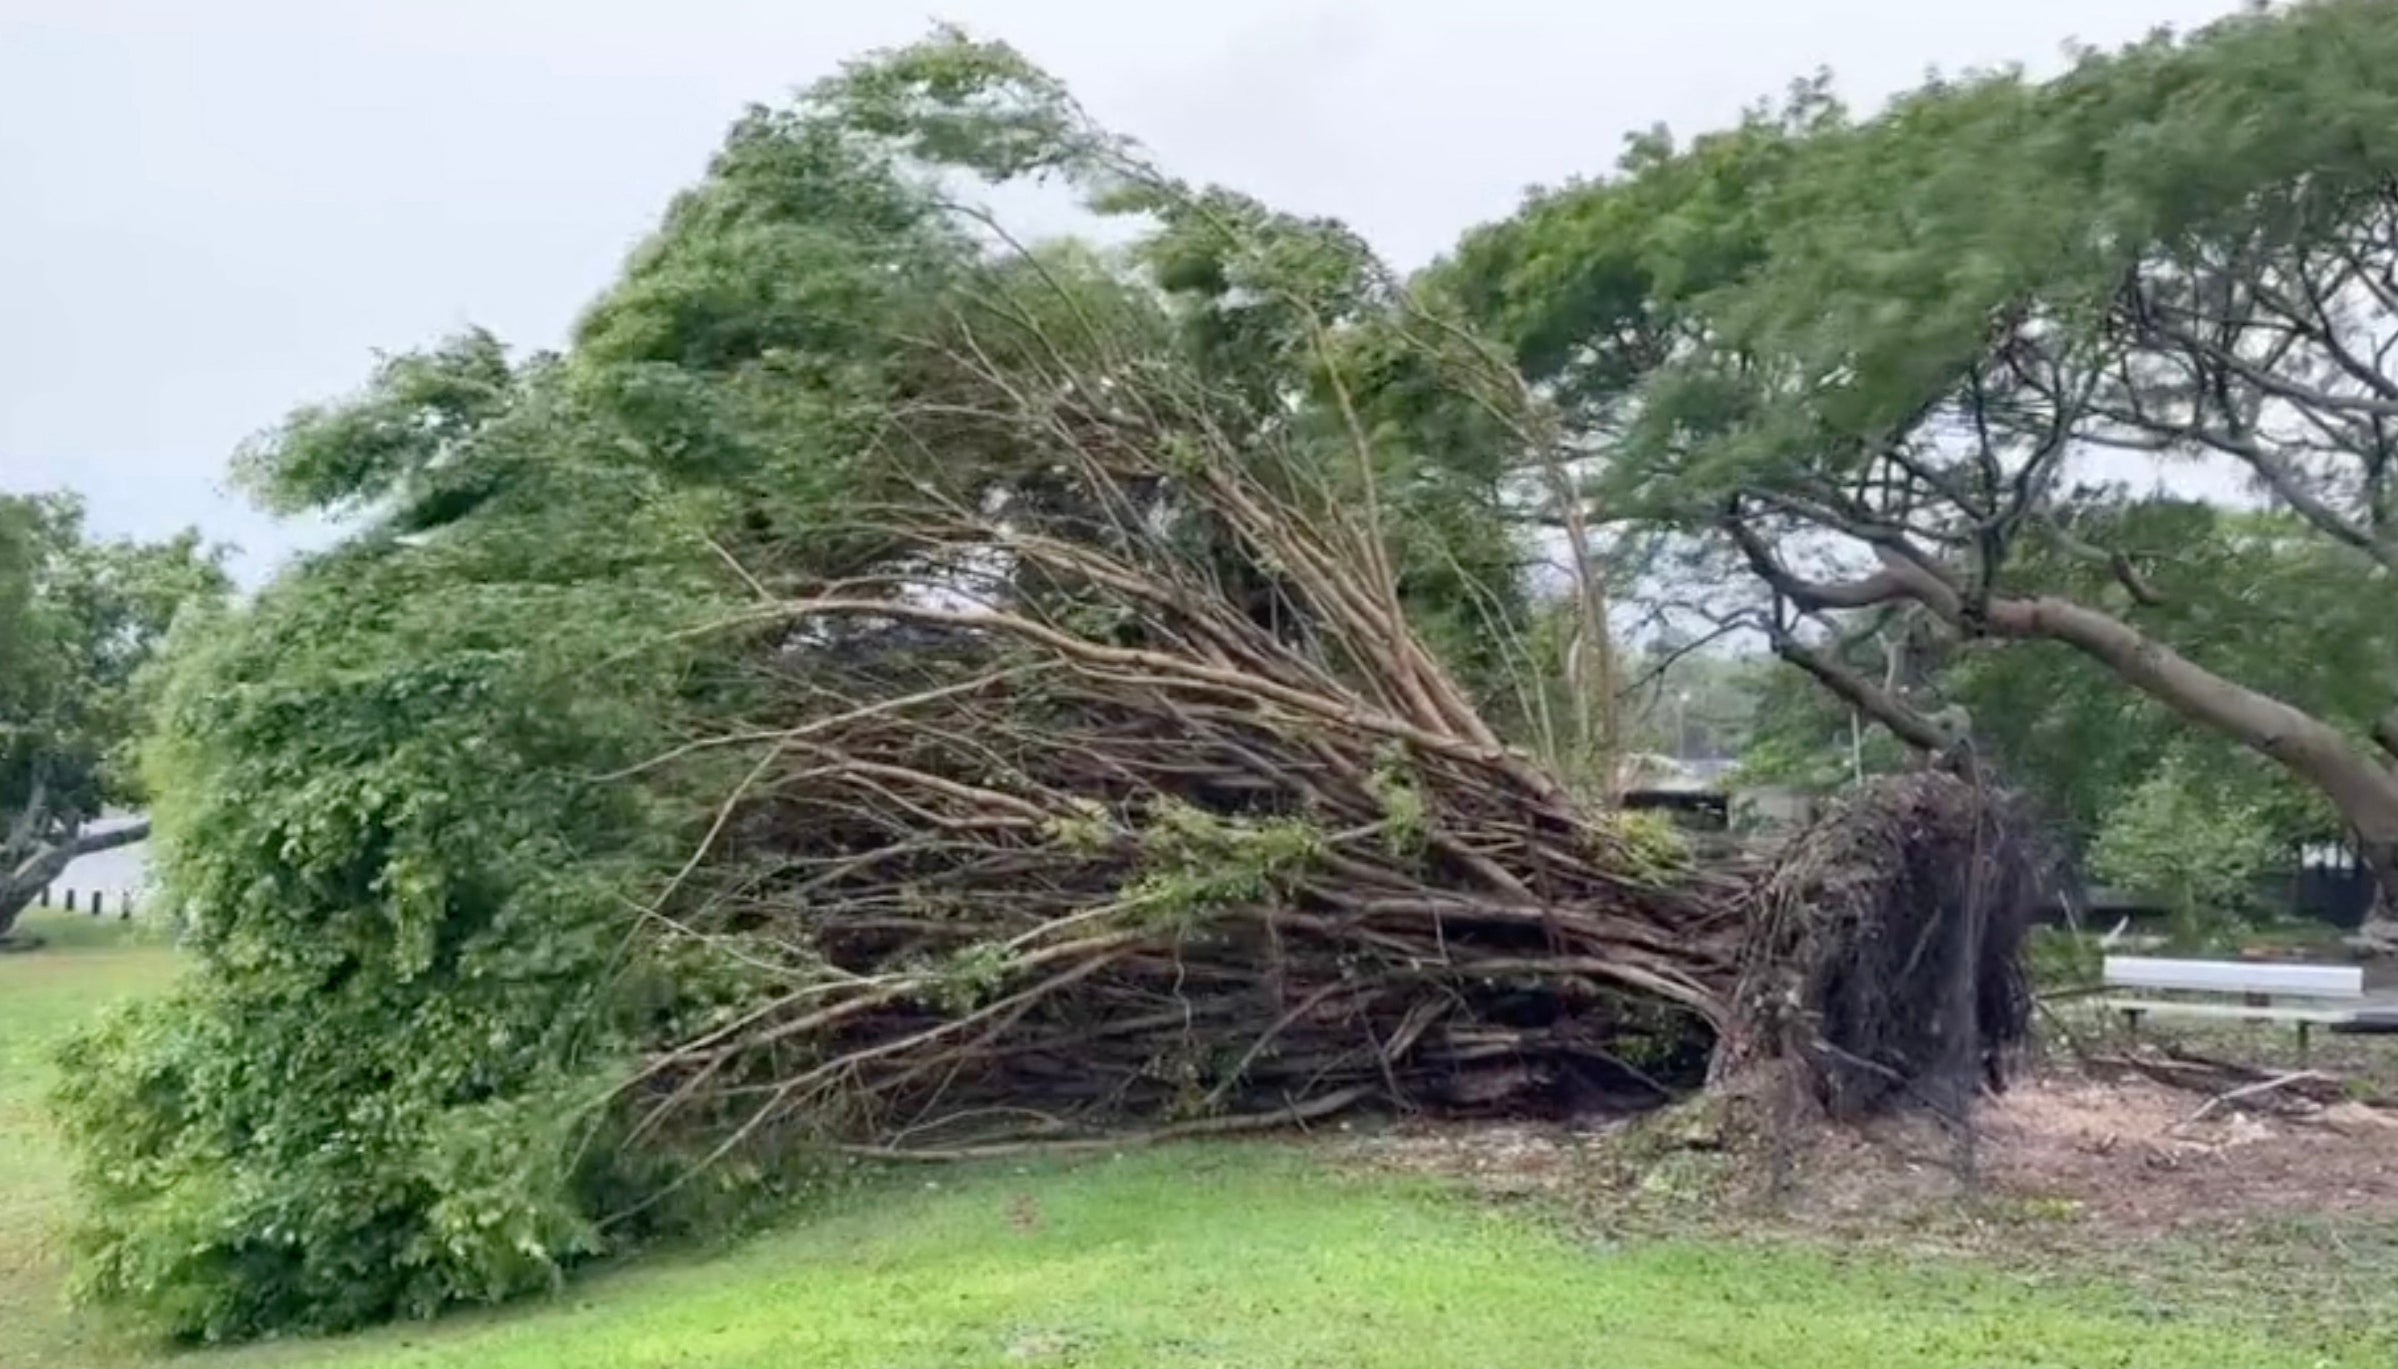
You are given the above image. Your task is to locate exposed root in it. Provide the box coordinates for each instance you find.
[1726,771,2044,1119]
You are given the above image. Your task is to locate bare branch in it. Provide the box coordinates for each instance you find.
[1765,623,1965,758]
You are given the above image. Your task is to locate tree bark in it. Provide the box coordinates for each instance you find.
[1978,592,2398,947]
[0,819,150,943]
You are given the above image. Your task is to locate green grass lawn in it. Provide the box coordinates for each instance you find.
[4,911,2387,1368]
[2,909,183,1366]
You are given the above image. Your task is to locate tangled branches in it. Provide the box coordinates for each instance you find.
[620,372,1739,1169]
[602,210,2043,1187]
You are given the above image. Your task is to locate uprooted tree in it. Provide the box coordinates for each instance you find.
[0,494,224,946]
[59,34,2037,1342]
[1439,0,2398,941]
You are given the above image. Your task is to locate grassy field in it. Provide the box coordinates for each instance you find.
[1,909,181,1365]
[3,912,2388,1368]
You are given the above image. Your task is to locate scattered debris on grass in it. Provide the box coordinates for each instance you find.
[1333,1065,2398,1230]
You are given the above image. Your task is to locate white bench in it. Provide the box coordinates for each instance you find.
[2102,955,2364,1058]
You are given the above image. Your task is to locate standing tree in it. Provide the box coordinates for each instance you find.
[0,494,226,945]
[1443,0,2398,941]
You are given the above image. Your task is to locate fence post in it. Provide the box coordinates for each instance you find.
[92,890,104,918]
[38,885,48,908]
[63,889,74,913]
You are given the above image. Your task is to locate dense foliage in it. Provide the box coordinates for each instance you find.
[51,82,963,1338]
[56,361,757,1335]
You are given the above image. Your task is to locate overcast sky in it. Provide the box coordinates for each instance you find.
[3,0,2246,581]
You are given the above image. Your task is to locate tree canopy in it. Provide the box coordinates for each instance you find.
[0,494,224,943]
[1441,0,2398,935]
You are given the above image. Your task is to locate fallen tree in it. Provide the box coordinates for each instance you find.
[63,32,2049,1341]
[603,106,2045,1176]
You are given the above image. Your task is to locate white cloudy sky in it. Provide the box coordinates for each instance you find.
[3,0,2246,580]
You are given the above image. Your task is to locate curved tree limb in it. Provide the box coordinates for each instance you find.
[1734,503,2398,852]
[0,818,151,939]
[1764,622,1965,759]
[2032,515,2167,607]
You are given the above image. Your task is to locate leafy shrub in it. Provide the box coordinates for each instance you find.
[2088,757,2281,944]
[52,476,736,1339]
[48,52,965,1340]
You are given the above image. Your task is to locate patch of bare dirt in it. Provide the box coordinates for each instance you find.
[1320,1068,2398,1237]
[1821,1075,2398,1232]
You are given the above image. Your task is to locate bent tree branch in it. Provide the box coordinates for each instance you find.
[1724,516,1966,759]
[1729,506,2398,935]
[0,819,150,940]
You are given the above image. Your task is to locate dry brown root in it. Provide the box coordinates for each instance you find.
[1730,771,2044,1121]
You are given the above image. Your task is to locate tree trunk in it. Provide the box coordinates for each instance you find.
[1973,592,2398,950]
[2354,835,2398,952]
[0,820,150,943]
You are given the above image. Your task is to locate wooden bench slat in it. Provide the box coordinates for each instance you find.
[2102,956,2363,999]
[2101,998,2359,1025]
